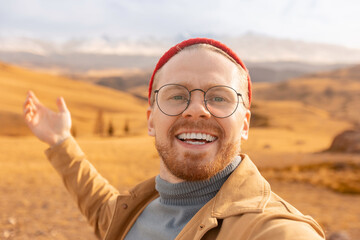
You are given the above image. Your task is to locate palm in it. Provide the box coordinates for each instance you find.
[31,104,71,142]
[24,91,72,146]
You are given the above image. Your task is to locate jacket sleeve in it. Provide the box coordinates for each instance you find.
[45,137,120,239]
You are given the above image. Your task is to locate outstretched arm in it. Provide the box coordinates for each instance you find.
[23,91,72,146]
[22,91,119,238]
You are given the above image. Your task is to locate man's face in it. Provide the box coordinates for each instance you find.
[147,48,250,182]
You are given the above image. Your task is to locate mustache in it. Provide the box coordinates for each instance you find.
[169,118,223,137]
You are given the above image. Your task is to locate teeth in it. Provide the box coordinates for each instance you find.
[177,132,216,142]
[185,141,205,145]
[206,134,215,141]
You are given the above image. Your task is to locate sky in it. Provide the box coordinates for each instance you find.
[0,0,360,49]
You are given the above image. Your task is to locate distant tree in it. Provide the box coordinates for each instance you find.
[108,119,114,137]
[324,86,334,97]
[94,109,105,136]
[124,119,130,135]
[71,125,77,138]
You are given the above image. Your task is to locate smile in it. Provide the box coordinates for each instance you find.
[176,132,217,145]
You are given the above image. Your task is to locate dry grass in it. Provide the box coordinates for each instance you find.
[268,180,360,239]
[245,100,351,153]
[254,74,360,127]
[0,62,148,136]
[261,161,360,194]
[0,135,159,240]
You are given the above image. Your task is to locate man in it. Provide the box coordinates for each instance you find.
[23,38,325,240]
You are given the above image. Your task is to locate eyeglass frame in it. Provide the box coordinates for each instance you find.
[153,83,245,118]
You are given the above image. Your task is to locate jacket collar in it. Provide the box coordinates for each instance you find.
[211,154,271,218]
[174,154,272,240]
[131,154,271,219]
[106,154,271,239]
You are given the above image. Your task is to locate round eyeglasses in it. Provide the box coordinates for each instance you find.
[154,84,245,118]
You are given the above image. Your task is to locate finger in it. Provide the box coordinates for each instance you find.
[23,98,35,114]
[24,106,35,122]
[23,106,30,116]
[24,108,33,119]
[23,99,29,110]
[23,104,36,118]
[28,98,37,110]
[28,90,40,104]
[25,114,32,122]
[23,100,31,115]
[23,94,31,109]
[57,97,69,113]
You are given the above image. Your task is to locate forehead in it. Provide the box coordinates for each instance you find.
[156,47,240,90]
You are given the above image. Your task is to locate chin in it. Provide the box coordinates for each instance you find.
[156,134,240,181]
[165,151,228,181]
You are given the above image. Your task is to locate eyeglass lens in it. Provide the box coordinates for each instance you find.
[156,84,240,118]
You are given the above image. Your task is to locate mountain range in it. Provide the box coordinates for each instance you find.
[0,33,358,80]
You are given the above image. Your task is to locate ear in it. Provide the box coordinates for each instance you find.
[147,106,156,137]
[241,109,251,141]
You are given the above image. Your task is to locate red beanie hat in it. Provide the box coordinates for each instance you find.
[148,38,252,108]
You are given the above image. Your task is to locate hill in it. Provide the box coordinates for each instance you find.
[253,64,360,127]
[0,62,148,136]
[0,61,352,152]
[67,61,347,103]
[244,99,351,153]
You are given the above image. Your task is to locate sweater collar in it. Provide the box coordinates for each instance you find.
[155,156,241,206]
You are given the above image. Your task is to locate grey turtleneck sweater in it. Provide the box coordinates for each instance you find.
[125,156,241,240]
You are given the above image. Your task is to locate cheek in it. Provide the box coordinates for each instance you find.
[153,112,176,137]
[221,118,244,140]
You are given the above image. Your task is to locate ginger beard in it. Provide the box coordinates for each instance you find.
[155,118,241,181]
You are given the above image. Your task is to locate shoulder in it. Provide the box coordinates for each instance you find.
[247,217,325,240]
[220,192,325,240]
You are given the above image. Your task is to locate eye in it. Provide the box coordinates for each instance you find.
[167,94,188,101]
[173,95,184,100]
[207,95,228,103]
[213,97,225,102]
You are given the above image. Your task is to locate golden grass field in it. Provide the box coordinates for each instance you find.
[1,62,360,239]
[0,62,148,137]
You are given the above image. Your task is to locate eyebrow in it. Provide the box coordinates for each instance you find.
[167,80,226,90]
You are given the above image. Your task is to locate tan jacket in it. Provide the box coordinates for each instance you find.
[45,137,325,240]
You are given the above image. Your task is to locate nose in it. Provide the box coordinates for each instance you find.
[181,90,211,119]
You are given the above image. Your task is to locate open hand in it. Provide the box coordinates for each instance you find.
[23,91,72,147]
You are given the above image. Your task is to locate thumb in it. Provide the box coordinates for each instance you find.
[57,97,69,113]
